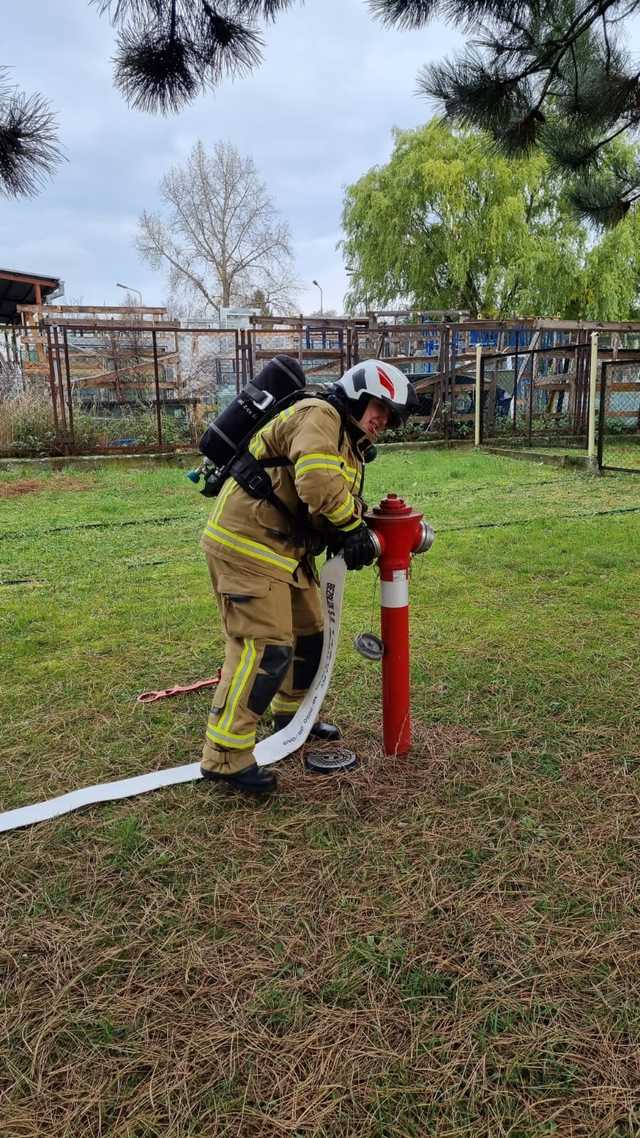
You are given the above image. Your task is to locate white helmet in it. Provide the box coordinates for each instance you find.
[336,359,419,427]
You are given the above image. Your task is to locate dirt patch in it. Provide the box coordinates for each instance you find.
[0,475,94,499]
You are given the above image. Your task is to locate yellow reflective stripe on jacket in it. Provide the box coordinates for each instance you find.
[295,453,360,487]
[204,521,298,572]
[295,453,344,478]
[340,516,362,532]
[250,404,297,461]
[218,639,257,735]
[325,492,357,526]
[211,477,235,521]
[249,429,268,459]
[204,472,297,572]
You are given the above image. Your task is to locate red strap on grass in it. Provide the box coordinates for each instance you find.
[137,670,221,703]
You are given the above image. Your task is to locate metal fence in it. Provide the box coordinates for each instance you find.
[0,319,356,457]
[477,340,593,448]
[0,324,247,457]
[597,359,640,474]
[478,335,640,464]
[5,314,640,458]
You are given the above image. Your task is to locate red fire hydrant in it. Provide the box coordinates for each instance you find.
[365,494,434,757]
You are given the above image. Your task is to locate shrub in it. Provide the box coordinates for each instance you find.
[603,417,638,435]
[0,392,195,457]
[0,390,58,455]
[380,415,438,443]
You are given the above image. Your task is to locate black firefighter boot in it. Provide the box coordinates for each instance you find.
[201,763,277,795]
[272,714,341,742]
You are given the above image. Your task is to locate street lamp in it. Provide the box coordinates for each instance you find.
[312,279,323,316]
[116,282,143,306]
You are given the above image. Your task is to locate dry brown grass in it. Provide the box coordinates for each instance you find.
[0,476,94,499]
[0,390,54,454]
[3,718,640,1137]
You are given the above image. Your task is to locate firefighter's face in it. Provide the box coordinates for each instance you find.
[357,397,391,439]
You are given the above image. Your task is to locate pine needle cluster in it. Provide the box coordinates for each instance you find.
[95,0,297,113]
[0,69,63,198]
[371,0,640,226]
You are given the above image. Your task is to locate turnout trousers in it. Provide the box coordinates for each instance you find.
[201,551,324,774]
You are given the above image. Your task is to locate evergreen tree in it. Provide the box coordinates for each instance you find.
[371,0,640,228]
[97,1,296,112]
[7,0,640,223]
[0,68,63,198]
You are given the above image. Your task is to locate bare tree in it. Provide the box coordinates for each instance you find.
[137,140,298,315]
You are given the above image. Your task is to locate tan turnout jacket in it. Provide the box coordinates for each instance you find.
[201,396,367,586]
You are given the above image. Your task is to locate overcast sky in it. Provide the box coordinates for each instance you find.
[1,0,468,315]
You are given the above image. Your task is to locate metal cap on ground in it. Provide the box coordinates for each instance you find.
[354,632,384,660]
[304,749,358,774]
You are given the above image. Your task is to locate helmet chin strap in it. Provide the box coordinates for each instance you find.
[324,385,371,452]
[347,415,371,452]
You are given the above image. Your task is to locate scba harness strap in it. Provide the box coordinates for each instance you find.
[229,450,317,549]
[228,392,370,553]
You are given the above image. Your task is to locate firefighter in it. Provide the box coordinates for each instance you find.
[200,356,418,794]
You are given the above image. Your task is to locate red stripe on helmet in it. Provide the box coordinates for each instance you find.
[377,367,396,398]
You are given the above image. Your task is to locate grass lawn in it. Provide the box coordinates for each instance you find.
[492,440,640,471]
[600,441,640,472]
[1,449,640,1137]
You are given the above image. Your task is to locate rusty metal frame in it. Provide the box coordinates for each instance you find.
[597,359,640,474]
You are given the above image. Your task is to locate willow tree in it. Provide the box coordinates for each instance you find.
[341,120,640,319]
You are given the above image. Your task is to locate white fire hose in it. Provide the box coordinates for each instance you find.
[0,557,347,834]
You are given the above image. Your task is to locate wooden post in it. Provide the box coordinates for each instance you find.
[52,326,68,433]
[45,324,60,434]
[247,328,254,380]
[174,329,183,394]
[239,329,247,388]
[587,332,599,463]
[528,338,539,447]
[474,344,482,447]
[62,327,75,446]
[151,330,163,448]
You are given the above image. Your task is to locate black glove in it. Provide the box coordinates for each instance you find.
[336,522,377,571]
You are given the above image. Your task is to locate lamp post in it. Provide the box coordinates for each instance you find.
[116,282,143,306]
[312,279,323,316]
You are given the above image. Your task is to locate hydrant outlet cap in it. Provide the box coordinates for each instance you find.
[413,521,435,555]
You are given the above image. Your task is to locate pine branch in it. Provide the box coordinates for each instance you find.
[97,1,298,112]
[0,68,64,197]
[114,21,200,112]
[421,53,545,153]
[568,178,635,225]
[568,154,640,226]
[367,0,440,28]
[418,0,640,180]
